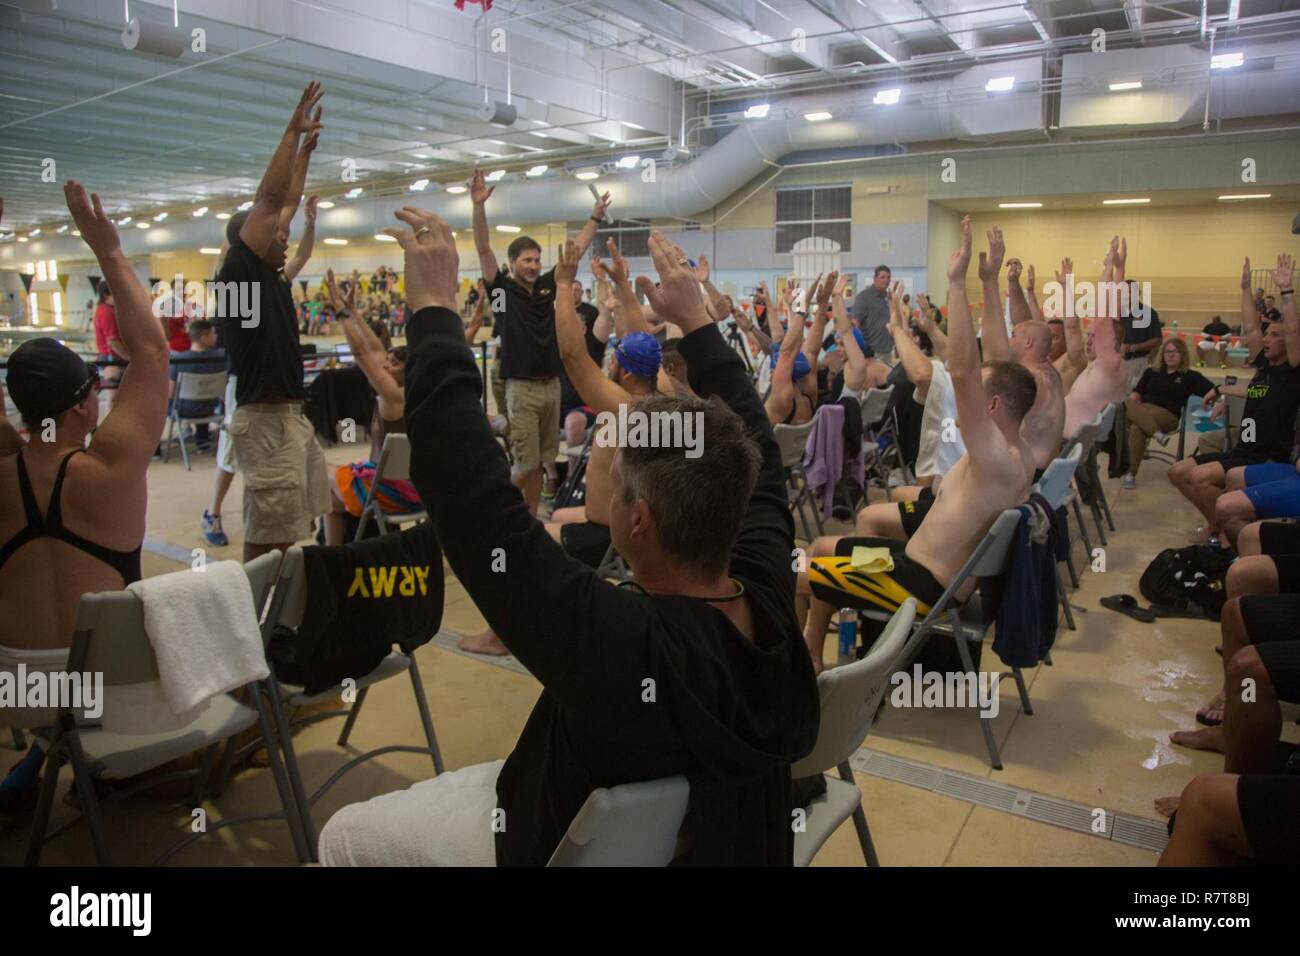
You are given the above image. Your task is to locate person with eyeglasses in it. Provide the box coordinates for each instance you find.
[0,186,170,820]
[319,270,420,546]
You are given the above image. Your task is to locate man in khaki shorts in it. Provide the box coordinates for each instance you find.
[469,167,611,513]
[218,82,331,560]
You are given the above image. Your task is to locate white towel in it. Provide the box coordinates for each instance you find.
[121,560,269,725]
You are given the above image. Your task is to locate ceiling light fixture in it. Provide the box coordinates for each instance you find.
[803,111,832,122]
[1108,81,1142,91]
[496,225,521,233]
[526,165,549,177]
[1102,198,1150,205]
[744,104,771,119]
[323,237,348,245]
[873,89,901,105]
[446,185,468,194]
[1211,52,1244,70]
[985,76,1015,92]
[1218,193,1272,201]
[998,202,1043,209]
[409,179,430,191]
[192,206,208,217]
[317,201,335,209]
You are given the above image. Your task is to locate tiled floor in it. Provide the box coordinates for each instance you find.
[4,389,1294,866]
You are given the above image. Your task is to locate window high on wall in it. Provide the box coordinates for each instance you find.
[594,218,652,258]
[775,184,851,254]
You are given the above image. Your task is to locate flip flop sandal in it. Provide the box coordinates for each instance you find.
[1196,698,1225,727]
[1101,594,1156,623]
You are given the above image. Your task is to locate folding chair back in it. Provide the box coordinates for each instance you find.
[74,591,161,686]
[269,546,309,631]
[174,370,228,405]
[859,386,894,430]
[791,600,916,779]
[357,433,425,537]
[774,420,815,470]
[1033,444,1083,509]
[547,775,690,866]
[1095,402,1117,439]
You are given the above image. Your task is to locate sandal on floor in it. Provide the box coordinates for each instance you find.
[1195,696,1225,727]
[1149,602,1207,620]
[1101,594,1156,623]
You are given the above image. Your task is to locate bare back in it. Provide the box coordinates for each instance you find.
[1064,360,1127,439]
[906,433,1035,591]
[1022,363,1066,469]
[0,444,147,651]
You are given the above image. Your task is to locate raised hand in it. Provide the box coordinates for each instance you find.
[385,207,459,313]
[304,194,319,225]
[1241,257,1253,291]
[554,239,579,286]
[469,168,495,206]
[591,190,612,221]
[288,82,324,136]
[816,270,839,308]
[1272,254,1294,290]
[635,231,710,332]
[1006,258,1022,283]
[947,216,973,282]
[324,268,356,314]
[64,180,120,259]
[978,225,1005,280]
[1055,257,1074,287]
[1026,264,1036,292]
[1116,237,1128,270]
[693,254,710,284]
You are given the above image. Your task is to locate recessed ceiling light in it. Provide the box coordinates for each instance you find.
[237,200,253,211]
[1218,193,1272,201]
[135,222,150,229]
[446,185,468,194]
[985,76,1015,92]
[575,171,600,181]
[873,89,901,105]
[199,247,221,254]
[1211,52,1244,70]
[804,111,833,122]
[153,212,167,222]
[1102,198,1150,205]
[193,206,208,217]
[323,237,348,245]
[1108,81,1142,91]
[527,165,549,177]
[317,201,335,209]
[409,179,430,191]
[485,169,506,182]
[216,212,232,220]
[999,202,1043,209]
[374,234,397,242]
[496,225,521,233]
[744,104,771,119]
[56,225,68,234]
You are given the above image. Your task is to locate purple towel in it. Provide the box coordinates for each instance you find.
[802,404,863,519]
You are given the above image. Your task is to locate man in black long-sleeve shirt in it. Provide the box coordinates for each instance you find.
[316,214,819,866]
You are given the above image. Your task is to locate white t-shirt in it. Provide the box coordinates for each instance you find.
[913,358,965,479]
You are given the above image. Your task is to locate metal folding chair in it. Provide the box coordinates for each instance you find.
[163,370,227,470]
[356,433,427,539]
[774,419,823,540]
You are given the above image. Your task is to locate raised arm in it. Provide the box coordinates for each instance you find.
[592,273,614,343]
[947,216,1004,466]
[594,237,654,337]
[1024,265,1044,323]
[571,190,612,259]
[802,272,832,370]
[734,303,772,355]
[283,194,318,281]
[765,299,804,420]
[464,279,487,345]
[1094,237,1123,374]
[555,240,629,415]
[1239,257,1263,359]
[1057,257,1087,388]
[67,181,169,470]
[890,281,934,397]
[469,168,501,283]
[1272,254,1300,368]
[1006,258,1031,326]
[978,226,1011,361]
[242,82,322,261]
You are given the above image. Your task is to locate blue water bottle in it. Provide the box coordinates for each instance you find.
[837,608,858,663]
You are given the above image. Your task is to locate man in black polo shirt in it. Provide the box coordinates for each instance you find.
[470,167,611,513]
[1170,255,1300,544]
[1120,279,1163,389]
[218,82,331,561]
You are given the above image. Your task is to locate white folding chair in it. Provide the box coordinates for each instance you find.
[859,386,904,485]
[1033,444,1085,630]
[547,776,690,866]
[791,599,916,866]
[774,419,823,540]
[255,545,445,859]
[22,562,308,866]
[164,370,227,471]
[355,433,427,540]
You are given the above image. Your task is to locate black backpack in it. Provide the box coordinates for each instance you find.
[1139,545,1234,620]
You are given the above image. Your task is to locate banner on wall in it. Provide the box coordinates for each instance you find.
[88,275,101,295]
[299,280,308,295]
[58,274,69,293]
[19,273,33,294]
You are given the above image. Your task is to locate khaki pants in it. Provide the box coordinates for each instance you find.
[229,403,331,544]
[1125,398,1179,474]
[505,378,560,472]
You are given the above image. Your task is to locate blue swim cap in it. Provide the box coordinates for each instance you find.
[613,331,662,378]
[769,343,811,379]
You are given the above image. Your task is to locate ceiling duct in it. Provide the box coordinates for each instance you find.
[121,17,186,58]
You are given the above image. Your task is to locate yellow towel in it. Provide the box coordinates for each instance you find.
[849,546,894,573]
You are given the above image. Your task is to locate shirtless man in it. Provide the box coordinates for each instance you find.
[976,230,1066,476]
[764,280,816,427]
[458,237,662,657]
[796,216,1038,671]
[0,185,169,802]
[1062,238,1130,439]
